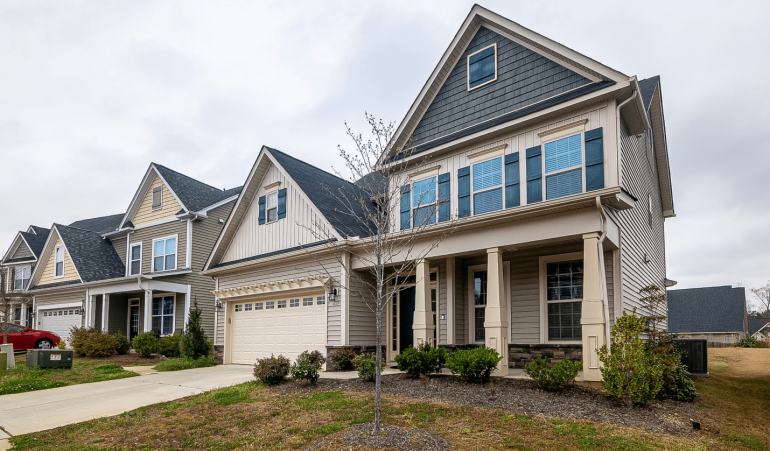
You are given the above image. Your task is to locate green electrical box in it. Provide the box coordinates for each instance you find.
[0,352,6,372]
[26,349,73,369]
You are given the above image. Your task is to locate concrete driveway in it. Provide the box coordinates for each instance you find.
[0,364,255,442]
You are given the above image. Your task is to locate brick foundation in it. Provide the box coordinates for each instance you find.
[508,343,582,369]
[213,345,224,364]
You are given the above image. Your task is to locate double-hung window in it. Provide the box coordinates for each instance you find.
[129,243,142,275]
[467,44,497,90]
[546,260,583,341]
[544,134,583,200]
[14,266,30,290]
[152,236,177,272]
[472,157,503,215]
[412,177,437,227]
[54,245,65,278]
[151,295,175,336]
[266,192,278,223]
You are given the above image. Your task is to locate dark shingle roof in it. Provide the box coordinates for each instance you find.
[667,286,746,333]
[266,147,376,238]
[749,318,770,335]
[54,224,126,283]
[28,279,82,291]
[28,226,50,236]
[20,231,48,258]
[153,163,242,213]
[69,214,124,235]
[639,76,660,111]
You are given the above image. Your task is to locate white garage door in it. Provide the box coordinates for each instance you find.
[230,294,326,365]
[38,308,82,339]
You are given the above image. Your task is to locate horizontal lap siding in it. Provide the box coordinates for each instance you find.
[38,236,79,285]
[162,272,215,339]
[11,243,33,260]
[435,260,447,344]
[349,269,376,346]
[454,259,466,344]
[131,220,187,275]
[605,251,615,326]
[34,290,87,328]
[112,236,127,266]
[132,175,182,226]
[107,293,131,335]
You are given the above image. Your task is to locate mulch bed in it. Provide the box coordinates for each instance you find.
[273,374,699,437]
[306,422,450,451]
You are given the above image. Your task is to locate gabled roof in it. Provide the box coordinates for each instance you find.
[638,76,660,111]
[69,214,124,235]
[153,164,242,213]
[749,318,770,336]
[638,75,675,218]
[19,231,48,258]
[27,226,49,236]
[668,286,747,334]
[1,226,49,264]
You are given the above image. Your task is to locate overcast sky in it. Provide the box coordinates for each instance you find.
[1,1,768,309]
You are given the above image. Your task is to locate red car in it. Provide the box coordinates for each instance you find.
[1,323,61,351]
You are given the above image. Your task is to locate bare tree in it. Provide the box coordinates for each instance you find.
[303,113,456,435]
[639,284,667,343]
[750,281,770,318]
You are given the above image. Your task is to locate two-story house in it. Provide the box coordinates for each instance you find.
[202,5,675,381]
[25,163,240,343]
[1,226,49,326]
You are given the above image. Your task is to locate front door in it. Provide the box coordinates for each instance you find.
[129,306,140,340]
[398,286,416,353]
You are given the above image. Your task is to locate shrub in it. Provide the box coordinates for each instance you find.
[57,338,67,350]
[394,342,447,377]
[329,348,356,371]
[254,354,290,385]
[290,350,326,384]
[132,331,159,358]
[155,357,217,372]
[524,356,582,391]
[446,346,502,383]
[599,310,665,405]
[353,352,382,382]
[649,336,696,402]
[158,334,182,358]
[737,336,760,348]
[69,327,116,358]
[180,300,209,359]
[113,333,131,355]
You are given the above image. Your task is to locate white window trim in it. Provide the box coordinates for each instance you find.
[14,265,31,290]
[466,42,498,92]
[151,293,176,337]
[386,268,439,362]
[540,132,586,200]
[151,234,178,273]
[471,156,504,215]
[53,245,65,279]
[412,174,438,226]
[539,251,584,345]
[467,262,510,344]
[129,243,142,276]
[265,190,279,224]
[151,185,163,211]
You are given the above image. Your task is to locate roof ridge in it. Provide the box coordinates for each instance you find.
[153,162,226,193]
[265,147,357,188]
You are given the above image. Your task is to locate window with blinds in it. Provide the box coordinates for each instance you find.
[545,134,583,200]
[472,157,503,215]
[468,44,496,89]
[546,260,583,341]
[412,177,437,227]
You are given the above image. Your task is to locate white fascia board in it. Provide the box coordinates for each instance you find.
[1,232,24,262]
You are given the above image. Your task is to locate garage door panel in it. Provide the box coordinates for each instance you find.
[39,308,82,339]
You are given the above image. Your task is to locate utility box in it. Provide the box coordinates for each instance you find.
[0,352,6,372]
[673,339,708,376]
[26,349,73,369]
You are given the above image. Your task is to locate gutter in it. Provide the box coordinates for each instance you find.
[595,197,611,344]
[615,88,638,187]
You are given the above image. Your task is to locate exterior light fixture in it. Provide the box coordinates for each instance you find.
[215,300,223,312]
[328,288,337,302]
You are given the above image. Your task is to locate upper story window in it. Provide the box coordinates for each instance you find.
[151,186,162,210]
[544,134,583,200]
[54,245,65,278]
[472,157,503,215]
[412,177,437,227]
[266,192,278,223]
[467,44,497,90]
[129,243,142,276]
[152,236,177,272]
[546,260,583,341]
[14,266,30,290]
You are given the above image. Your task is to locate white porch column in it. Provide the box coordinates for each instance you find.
[87,295,97,328]
[485,248,509,376]
[143,290,153,332]
[183,285,191,331]
[413,259,435,347]
[581,232,608,382]
[101,294,110,333]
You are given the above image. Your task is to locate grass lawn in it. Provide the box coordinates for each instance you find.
[0,354,138,396]
[154,357,218,372]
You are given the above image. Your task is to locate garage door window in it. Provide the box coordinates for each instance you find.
[266,301,275,309]
[244,303,252,311]
[235,304,242,312]
[303,297,313,306]
[317,296,325,305]
[277,300,287,309]
[290,299,299,308]
[255,302,263,310]
[152,295,175,336]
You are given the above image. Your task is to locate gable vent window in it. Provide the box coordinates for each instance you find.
[266,192,278,223]
[472,157,503,215]
[545,134,583,200]
[54,245,65,278]
[151,186,162,210]
[467,44,497,90]
[412,177,437,227]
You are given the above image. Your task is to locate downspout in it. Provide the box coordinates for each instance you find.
[615,88,638,187]
[595,197,611,345]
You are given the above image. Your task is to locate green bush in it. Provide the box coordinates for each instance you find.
[648,336,696,402]
[57,339,67,350]
[736,336,760,348]
[113,333,131,355]
[132,332,159,358]
[254,354,290,385]
[353,352,382,382]
[180,301,209,359]
[290,350,326,384]
[69,327,116,358]
[155,357,218,372]
[328,348,356,371]
[524,356,582,391]
[599,310,665,404]
[445,346,502,383]
[158,334,182,358]
[394,342,446,377]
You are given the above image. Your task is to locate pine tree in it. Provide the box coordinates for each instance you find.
[180,298,209,359]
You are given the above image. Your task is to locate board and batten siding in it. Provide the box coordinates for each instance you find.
[38,236,79,285]
[10,242,33,260]
[605,120,666,320]
[221,162,336,262]
[390,103,616,232]
[129,220,187,275]
[132,175,183,227]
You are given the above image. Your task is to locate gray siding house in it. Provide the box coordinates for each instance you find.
[203,5,675,381]
[0,226,49,326]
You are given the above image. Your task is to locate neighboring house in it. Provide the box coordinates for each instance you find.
[202,5,675,381]
[24,163,240,342]
[749,318,770,341]
[668,286,748,344]
[0,225,49,326]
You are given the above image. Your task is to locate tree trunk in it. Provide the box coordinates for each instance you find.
[373,268,383,435]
